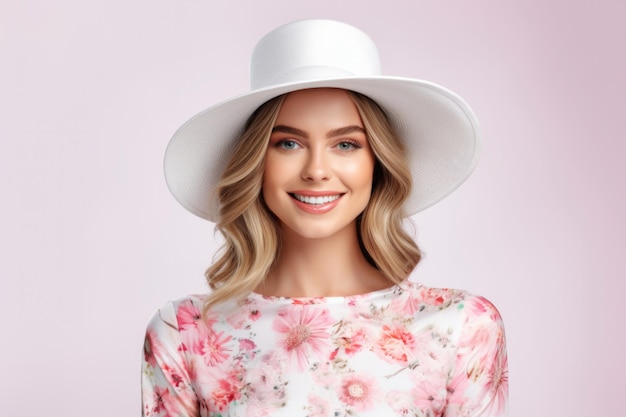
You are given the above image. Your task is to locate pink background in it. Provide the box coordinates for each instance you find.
[1,1,624,415]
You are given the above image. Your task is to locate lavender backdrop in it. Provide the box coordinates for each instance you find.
[1,1,624,415]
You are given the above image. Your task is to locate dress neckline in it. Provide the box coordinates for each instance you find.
[247,281,416,304]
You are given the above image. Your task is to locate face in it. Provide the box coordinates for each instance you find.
[262,88,375,240]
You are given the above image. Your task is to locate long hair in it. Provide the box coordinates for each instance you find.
[203,89,421,314]
[203,95,285,314]
[348,91,421,283]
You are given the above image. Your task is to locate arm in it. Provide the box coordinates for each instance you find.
[141,302,200,417]
[445,295,509,417]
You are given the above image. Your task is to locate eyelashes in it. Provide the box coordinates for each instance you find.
[336,140,362,151]
[272,138,363,152]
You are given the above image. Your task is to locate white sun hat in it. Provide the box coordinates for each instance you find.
[164,19,480,222]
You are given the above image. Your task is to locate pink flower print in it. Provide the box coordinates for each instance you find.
[156,362,186,389]
[236,338,257,361]
[306,394,333,417]
[479,341,509,416]
[144,386,168,416]
[448,297,508,416]
[143,328,161,368]
[226,299,263,329]
[291,297,326,305]
[200,330,233,366]
[389,290,422,315]
[249,308,261,321]
[336,327,367,356]
[177,299,215,331]
[244,356,287,412]
[338,373,380,412]
[467,295,504,323]
[412,378,447,414]
[211,378,242,411]
[272,305,335,370]
[145,386,186,416]
[420,287,448,308]
[177,299,201,330]
[239,338,256,352]
[244,297,263,318]
[169,370,184,388]
[376,324,417,364]
[386,390,413,415]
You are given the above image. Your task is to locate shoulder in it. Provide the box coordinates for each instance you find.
[146,293,209,333]
[393,280,474,311]
[401,280,501,310]
[395,281,505,331]
[458,292,505,324]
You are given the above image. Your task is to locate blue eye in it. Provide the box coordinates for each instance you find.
[279,140,298,150]
[337,141,359,151]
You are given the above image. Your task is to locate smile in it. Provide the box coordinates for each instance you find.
[290,193,342,205]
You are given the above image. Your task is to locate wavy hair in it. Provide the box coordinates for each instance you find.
[348,91,421,282]
[203,90,421,314]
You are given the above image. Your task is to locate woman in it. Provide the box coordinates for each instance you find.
[142,19,508,417]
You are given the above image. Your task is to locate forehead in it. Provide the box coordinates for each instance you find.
[274,88,363,128]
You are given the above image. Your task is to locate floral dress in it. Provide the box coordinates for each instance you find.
[141,281,508,416]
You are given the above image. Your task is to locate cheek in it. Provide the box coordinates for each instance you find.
[339,157,375,188]
[262,154,291,197]
[261,161,276,198]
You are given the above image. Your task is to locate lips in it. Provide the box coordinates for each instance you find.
[288,192,344,214]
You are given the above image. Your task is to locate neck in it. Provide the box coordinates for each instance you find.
[258,221,390,297]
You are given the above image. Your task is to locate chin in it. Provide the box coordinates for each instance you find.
[282,220,356,241]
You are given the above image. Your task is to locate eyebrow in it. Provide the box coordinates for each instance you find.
[271,125,366,139]
[327,125,366,138]
[272,125,308,137]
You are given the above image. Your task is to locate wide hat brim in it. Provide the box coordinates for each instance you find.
[164,75,480,222]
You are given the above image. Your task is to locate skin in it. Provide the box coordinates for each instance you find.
[259,88,389,297]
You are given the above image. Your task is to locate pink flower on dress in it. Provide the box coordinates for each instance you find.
[272,305,335,370]
[420,287,449,307]
[177,299,202,331]
[239,338,256,352]
[376,324,417,364]
[244,353,287,413]
[143,328,161,368]
[467,295,504,323]
[177,299,216,331]
[291,297,326,305]
[177,299,218,355]
[336,327,367,356]
[306,394,333,417]
[211,378,242,411]
[226,299,263,329]
[389,290,422,315]
[145,386,187,416]
[412,377,447,414]
[144,386,168,416]
[448,296,508,416]
[479,339,509,416]
[338,373,380,412]
[200,330,233,366]
[386,390,413,415]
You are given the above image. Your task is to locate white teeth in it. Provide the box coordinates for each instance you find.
[293,194,340,205]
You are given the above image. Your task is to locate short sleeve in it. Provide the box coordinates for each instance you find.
[444,295,509,417]
[141,302,200,417]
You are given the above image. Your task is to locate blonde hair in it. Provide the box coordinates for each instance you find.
[204,90,421,314]
[348,91,421,282]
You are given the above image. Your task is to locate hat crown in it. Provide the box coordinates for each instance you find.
[250,19,382,90]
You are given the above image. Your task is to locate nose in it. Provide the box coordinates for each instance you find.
[301,147,331,182]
